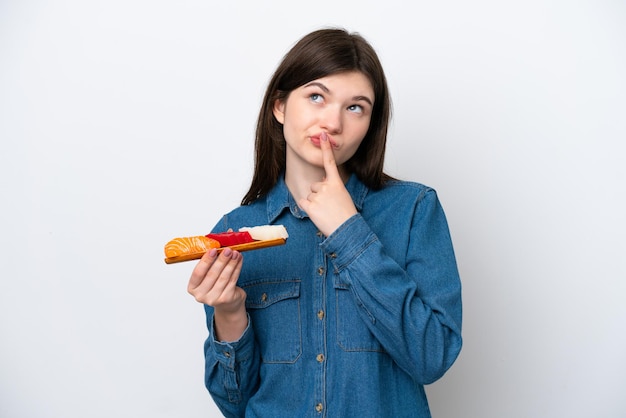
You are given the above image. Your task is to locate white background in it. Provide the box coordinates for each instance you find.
[1,1,625,417]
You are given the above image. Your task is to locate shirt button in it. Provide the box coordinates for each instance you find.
[329,252,337,259]
[317,310,325,320]
[316,353,325,363]
[315,403,324,413]
[316,231,323,237]
[317,266,325,275]
[261,293,268,302]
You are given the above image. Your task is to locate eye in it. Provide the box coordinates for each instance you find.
[309,93,324,104]
[347,104,364,114]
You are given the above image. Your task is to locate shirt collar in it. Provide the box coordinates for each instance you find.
[266,173,369,223]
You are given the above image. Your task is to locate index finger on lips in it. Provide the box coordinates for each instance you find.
[320,132,340,181]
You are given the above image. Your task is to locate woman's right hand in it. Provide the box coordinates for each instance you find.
[188,247,247,341]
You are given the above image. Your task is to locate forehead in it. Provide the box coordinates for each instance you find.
[301,71,374,99]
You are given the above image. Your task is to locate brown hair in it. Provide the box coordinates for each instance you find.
[241,28,393,205]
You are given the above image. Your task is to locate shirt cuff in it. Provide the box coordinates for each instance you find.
[321,213,378,273]
[208,313,254,370]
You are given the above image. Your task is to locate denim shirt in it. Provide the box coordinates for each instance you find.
[203,174,463,418]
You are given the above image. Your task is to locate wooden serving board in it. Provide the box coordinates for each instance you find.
[164,238,286,264]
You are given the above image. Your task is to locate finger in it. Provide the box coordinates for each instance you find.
[189,248,235,296]
[207,250,241,294]
[320,132,341,181]
[309,181,323,193]
[298,197,311,212]
[188,248,218,291]
[204,252,243,304]
[221,251,244,294]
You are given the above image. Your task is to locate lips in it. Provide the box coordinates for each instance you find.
[310,133,339,148]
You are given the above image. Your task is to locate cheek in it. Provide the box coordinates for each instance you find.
[337,121,370,163]
[281,108,308,137]
[337,138,365,165]
[350,120,371,147]
[352,115,371,137]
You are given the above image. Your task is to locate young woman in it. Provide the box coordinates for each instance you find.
[187,28,462,417]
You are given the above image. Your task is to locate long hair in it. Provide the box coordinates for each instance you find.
[241,28,393,205]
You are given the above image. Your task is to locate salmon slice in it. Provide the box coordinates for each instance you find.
[164,236,220,258]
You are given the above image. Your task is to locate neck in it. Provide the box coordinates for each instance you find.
[284,160,350,204]
[284,163,325,203]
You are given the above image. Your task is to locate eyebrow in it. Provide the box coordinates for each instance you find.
[304,81,374,107]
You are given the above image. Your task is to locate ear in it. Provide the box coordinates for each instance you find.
[272,99,285,124]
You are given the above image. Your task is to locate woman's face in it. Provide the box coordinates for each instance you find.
[273,71,374,178]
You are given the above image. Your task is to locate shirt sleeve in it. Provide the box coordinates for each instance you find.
[321,188,463,384]
[203,307,260,418]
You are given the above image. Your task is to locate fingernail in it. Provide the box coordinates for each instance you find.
[222,247,232,257]
[321,132,328,141]
[208,248,218,257]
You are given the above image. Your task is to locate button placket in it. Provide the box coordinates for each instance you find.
[312,228,327,415]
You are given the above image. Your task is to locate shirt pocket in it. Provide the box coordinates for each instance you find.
[243,279,302,364]
[334,283,385,353]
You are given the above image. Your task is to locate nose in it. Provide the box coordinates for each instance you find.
[320,106,343,135]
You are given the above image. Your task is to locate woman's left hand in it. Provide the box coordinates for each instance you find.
[298,133,358,237]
